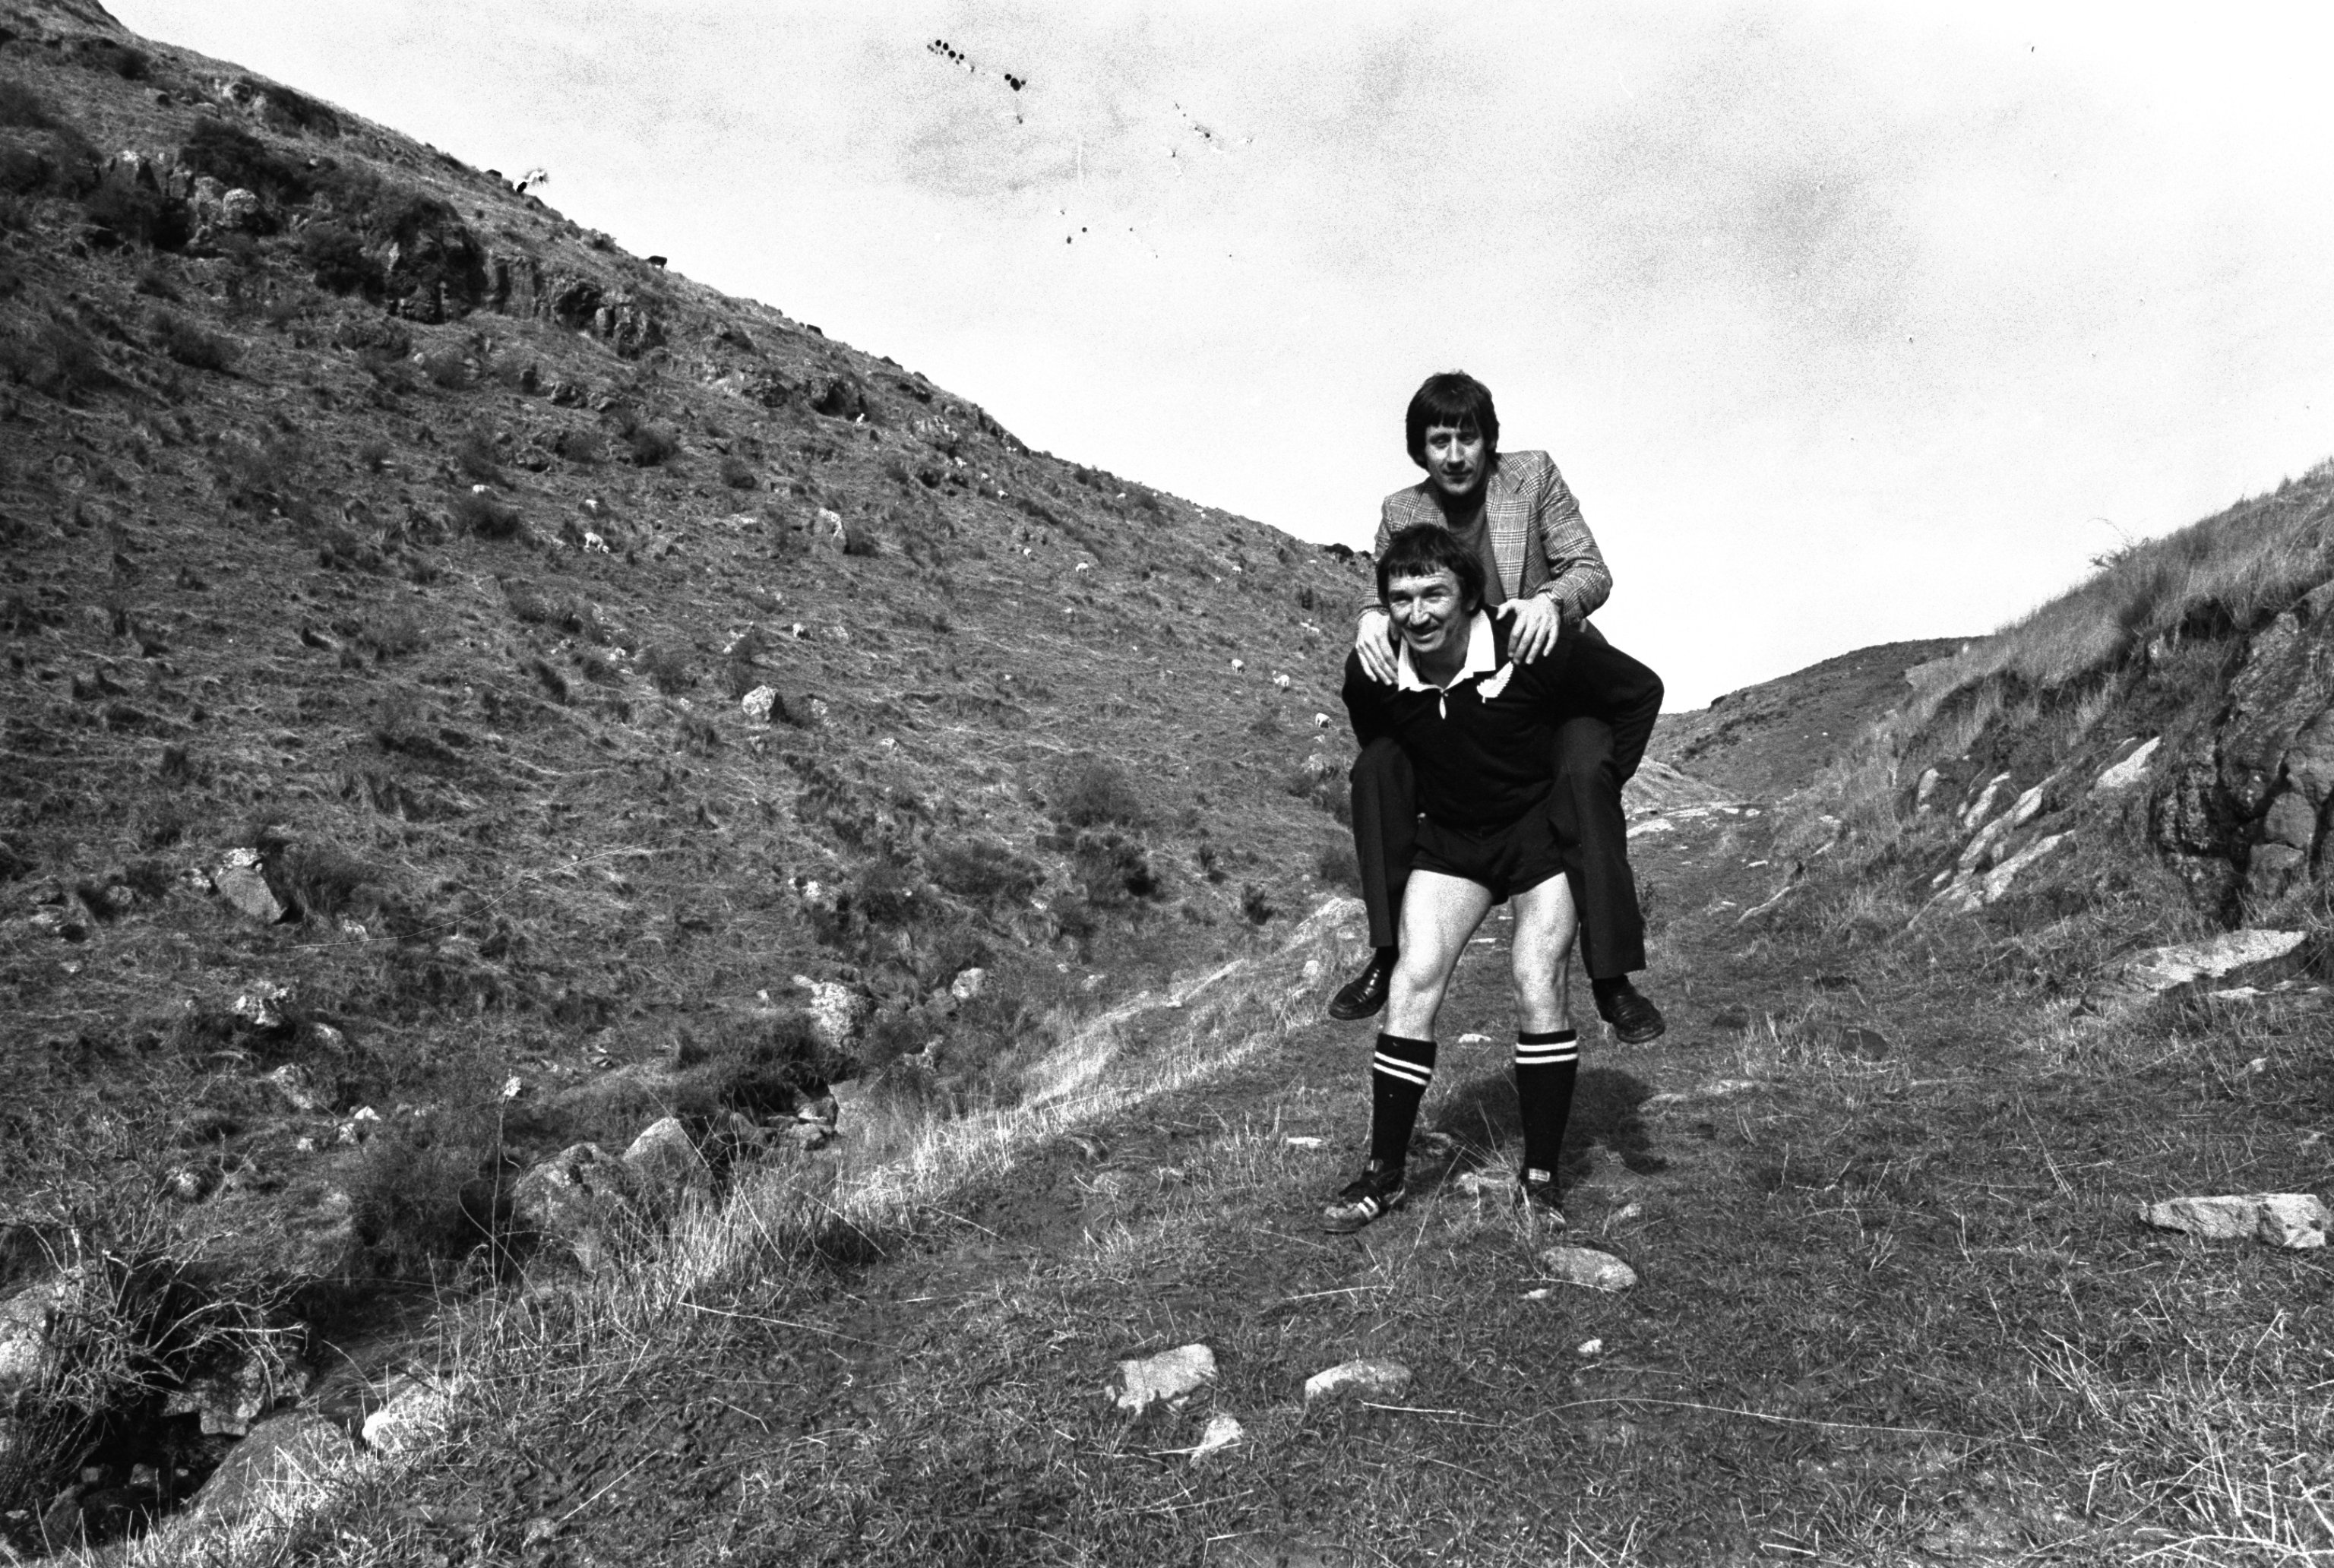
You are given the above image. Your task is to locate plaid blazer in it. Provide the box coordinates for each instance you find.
[1374,450,1612,627]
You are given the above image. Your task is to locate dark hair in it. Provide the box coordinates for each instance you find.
[1404,371,1499,468]
[1376,524,1485,612]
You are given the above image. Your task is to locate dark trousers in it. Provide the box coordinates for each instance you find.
[1349,629,1663,980]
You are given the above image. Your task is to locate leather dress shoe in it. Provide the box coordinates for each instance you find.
[1327,951,1394,1021]
[1595,982,1666,1044]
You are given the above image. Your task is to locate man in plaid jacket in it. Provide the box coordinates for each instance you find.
[1330,371,1666,1045]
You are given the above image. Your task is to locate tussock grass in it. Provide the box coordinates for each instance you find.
[1912,466,2334,727]
[119,903,1364,1564]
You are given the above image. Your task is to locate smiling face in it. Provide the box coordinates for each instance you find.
[1420,422,1488,502]
[1384,567,1473,670]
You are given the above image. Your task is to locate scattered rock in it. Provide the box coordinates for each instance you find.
[1283,1136,1324,1151]
[1116,1344,1216,1412]
[360,1371,457,1453]
[1538,1246,1640,1292]
[1191,1412,1244,1462]
[740,685,777,724]
[1959,771,2013,829]
[2140,1193,2329,1250]
[0,1272,75,1396]
[2125,930,2307,993]
[948,966,987,1003]
[191,1412,353,1523]
[793,975,867,1051]
[162,1352,305,1438]
[621,1117,710,1210]
[1832,1026,1890,1059]
[1452,1168,1513,1199]
[1303,1358,1411,1404]
[510,1143,625,1271]
[261,1063,329,1114]
[2092,736,2161,794]
[1928,832,2073,915]
[231,979,293,1031]
[213,849,284,923]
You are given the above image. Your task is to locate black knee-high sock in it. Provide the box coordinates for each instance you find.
[1369,1033,1437,1169]
[1514,1029,1579,1177]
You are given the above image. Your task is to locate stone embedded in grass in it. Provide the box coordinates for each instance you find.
[1833,1026,1890,1059]
[232,979,293,1031]
[2125,930,2306,993]
[2140,1193,2329,1250]
[1115,1343,1216,1412]
[622,1116,711,1208]
[212,848,285,923]
[1452,1168,1511,1199]
[511,1142,624,1272]
[1191,1412,1244,1462]
[262,1063,328,1114]
[793,975,867,1051]
[0,1271,77,1396]
[1304,1358,1411,1404]
[191,1412,353,1523]
[1538,1246,1640,1292]
[740,684,777,723]
[162,1351,302,1437]
[2091,735,2161,794]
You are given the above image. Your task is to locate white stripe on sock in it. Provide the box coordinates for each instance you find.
[1372,1055,1434,1086]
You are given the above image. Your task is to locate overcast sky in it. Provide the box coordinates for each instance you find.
[111,1,2334,707]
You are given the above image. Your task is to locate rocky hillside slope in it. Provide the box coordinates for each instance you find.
[1779,460,2334,967]
[0,0,1392,1544]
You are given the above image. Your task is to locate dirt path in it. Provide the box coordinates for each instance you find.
[317,801,2332,1566]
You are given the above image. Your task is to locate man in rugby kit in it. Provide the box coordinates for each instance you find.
[1330,371,1665,1048]
[1322,523,1663,1233]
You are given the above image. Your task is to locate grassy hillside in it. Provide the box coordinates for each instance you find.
[0,0,1390,1541]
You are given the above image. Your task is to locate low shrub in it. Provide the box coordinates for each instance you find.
[1073,830,1159,906]
[152,312,236,372]
[0,76,55,129]
[180,120,311,206]
[719,454,757,490]
[421,346,471,390]
[454,430,502,482]
[359,605,425,659]
[303,222,376,294]
[858,860,928,927]
[841,523,882,558]
[637,643,694,694]
[1240,884,1276,924]
[930,839,1044,909]
[1315,842,1362,890]
[451,490,520,539]
[618,416,678,466]
[1049,754,1144,828]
